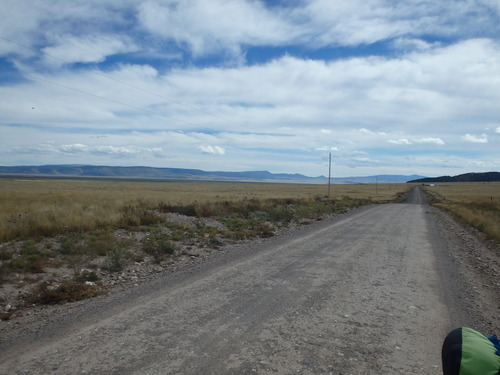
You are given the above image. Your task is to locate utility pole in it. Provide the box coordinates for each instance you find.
[328,152,332,197]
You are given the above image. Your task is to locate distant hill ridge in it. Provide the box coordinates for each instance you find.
[0,164,321,182]
[408,172,500,183]
[0,164,425,184]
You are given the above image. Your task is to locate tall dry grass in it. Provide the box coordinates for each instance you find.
[421,182,500,242]
[0,178,410,242]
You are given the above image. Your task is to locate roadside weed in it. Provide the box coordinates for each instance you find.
[102,248,125,272]
[143,230,177,264]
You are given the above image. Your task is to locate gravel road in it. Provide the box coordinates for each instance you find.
[1,187,498,374]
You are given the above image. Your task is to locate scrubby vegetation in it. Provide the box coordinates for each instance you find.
[0,179,405,242]
[0,178,410,313]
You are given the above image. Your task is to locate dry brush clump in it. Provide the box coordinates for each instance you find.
[23,278,105,305]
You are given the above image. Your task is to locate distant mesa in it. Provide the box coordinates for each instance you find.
[407,172,500,183]
[0,164,426,184]
[0,165,323,183]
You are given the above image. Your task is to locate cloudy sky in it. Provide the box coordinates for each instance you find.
[1,0,499,177]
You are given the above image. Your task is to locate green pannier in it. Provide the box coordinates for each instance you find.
[442,327,500,375]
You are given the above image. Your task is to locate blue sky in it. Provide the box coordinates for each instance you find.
[1,0,499,177]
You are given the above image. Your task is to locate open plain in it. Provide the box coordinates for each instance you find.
[0,187,498,374]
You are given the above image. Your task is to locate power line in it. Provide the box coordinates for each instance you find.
[24,73,195,125]
[0,35,240,127]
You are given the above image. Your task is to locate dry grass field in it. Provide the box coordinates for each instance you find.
[0,178,407,242]
[420,182,500,243]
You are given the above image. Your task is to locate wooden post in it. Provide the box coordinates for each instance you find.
[328,152,331,197]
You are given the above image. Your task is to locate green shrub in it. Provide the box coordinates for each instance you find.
[102,249,125,272]
[0,250,12,261]
[59,233,85,255]
[264,206,295,222]
[143,231,176,263]
[87,231,116,256]
[223,216,254,231]
[22,240,42,256]
[25,255,45,273]
[4,253,45,274]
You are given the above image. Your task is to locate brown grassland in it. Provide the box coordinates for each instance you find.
[420,181,500,243]
[0,178,406,242]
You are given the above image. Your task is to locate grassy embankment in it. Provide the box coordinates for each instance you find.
[421,182,500,243]
[0,178,409,311]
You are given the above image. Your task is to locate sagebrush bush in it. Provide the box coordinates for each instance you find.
[103,249,125,272]
[0,250,12,260]
[25,279,105,304]
[143,231,176,263]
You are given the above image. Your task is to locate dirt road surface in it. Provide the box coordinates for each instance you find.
[1,187,498,374]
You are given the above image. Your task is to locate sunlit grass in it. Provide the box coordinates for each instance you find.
[0,178,410,242]
[421,182,500,242]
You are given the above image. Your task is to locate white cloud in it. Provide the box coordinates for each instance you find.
[462,134,488,143]
[48,143,164,156]
[388,137,444,145]
[199,145,226,155]
[388,137,445,145]
[0,0,136,57]
[392,38,439,52]
[414,137,445,145]
[2,0,499,64]
[389,139,412,145]
[297,0,412,47]
[287,0,500,50]
[316,146,339,151]
[42,35,138,65]
[4,40,499,136]
[348,157,380,166]
[495,127,500,133]
[137,0,294,59]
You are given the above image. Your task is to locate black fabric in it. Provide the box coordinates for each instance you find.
[442,328,463,375]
